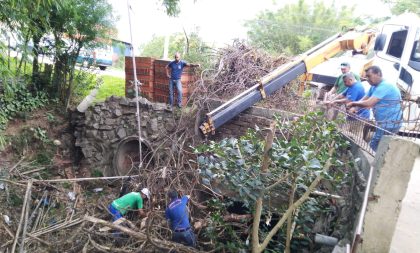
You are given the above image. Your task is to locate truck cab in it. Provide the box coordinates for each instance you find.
[373,13,420,95]
[77,45,113,70]
[373,13,420,131]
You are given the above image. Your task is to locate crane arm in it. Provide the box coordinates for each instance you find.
[200,30,375,135]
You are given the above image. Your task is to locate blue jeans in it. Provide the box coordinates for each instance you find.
[169,79,182,107]
[370,126,400,151]
[108,204,123,221]
[172,229,196,248]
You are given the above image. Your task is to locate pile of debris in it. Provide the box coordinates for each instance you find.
[190,41,311,114]
[211,40,289,98]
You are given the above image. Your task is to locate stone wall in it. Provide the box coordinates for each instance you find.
[72,96,177,176]
[73,97,294,176]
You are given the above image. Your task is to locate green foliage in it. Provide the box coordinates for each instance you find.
[92,169,103,177]
[10,192,23,207]
[245,0,363,55]
[32,127,50,144]
[0,84,48,130]
[195,111,353,250]
[70,69,98,105]
[161,0,181,17]
[95,75,125,102]
[7,125,52,156]
[0,133,7,151]
[203,198,248,252]
[139,30,215,69]
[382,0,420,15]
[195,111,349,208]
[34,152,53,165]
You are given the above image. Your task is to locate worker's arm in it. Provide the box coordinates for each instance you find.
[325,94,345,105]
[328,86,337,96]
[331,97,350,105]
[138,209,147,217]
[347,96,379,108]
[186,63,200,68]
[166,65,171,79]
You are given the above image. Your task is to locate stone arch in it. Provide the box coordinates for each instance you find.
[112,136,154,176]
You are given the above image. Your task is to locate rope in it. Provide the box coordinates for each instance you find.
[0,175,140,184]
[127,0,143,172]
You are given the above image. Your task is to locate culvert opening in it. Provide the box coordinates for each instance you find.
[113,137,154,176]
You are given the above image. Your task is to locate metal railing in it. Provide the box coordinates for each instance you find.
[316,96,420,157]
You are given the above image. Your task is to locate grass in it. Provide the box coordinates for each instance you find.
[95,75,125,102]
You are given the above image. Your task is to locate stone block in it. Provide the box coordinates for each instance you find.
[117,128,127,139]
[86,130,98,138]
[114,109,122,117]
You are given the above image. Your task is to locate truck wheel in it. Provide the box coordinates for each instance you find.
[99,66,106,71]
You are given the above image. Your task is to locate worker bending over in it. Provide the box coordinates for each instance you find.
[165,190,196,248]
[325,72,370,119]
[326,62,361,99]
[108,188,150,221]
[325,72,370,134]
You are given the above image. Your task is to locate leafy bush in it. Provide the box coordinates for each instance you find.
[194,111,352,251]
[0,84,48,130]
[71,69,98,105]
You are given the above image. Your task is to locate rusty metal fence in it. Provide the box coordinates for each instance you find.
[312,95,420,157]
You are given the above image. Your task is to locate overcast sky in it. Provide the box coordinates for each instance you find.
[109,0,391,51]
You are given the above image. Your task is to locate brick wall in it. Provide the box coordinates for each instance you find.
[125,57,197,106]
[206,100,300,140]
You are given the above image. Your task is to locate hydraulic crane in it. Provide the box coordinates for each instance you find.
[199,30,375,135]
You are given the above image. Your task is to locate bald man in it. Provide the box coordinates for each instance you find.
[165,52,200,108]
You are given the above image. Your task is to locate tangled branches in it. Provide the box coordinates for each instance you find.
[187,40,311,115]
[211,40,289,98]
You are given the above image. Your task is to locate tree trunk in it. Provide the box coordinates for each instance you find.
[252,122,276,253]
[65,47,81,109]
[285,177,297,253]
[254,144,335,253]
[17,32,31,76]
[32,33,42,90]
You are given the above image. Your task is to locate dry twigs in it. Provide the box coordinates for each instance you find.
[84,215,203,253]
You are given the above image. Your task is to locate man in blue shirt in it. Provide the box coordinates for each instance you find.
[165,190,196,248]
[325,72,370,120]
[165,52,200,108]
[347,66,402,151]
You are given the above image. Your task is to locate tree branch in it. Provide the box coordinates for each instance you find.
[257,144,335,252]
[83,215,203,253]
[252,122,276,253]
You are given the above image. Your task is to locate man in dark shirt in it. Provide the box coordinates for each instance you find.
[165,52,199,108]
[165,190,196,248]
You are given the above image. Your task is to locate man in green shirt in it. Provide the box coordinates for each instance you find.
[326,62,361,98]
[108,188,150,221]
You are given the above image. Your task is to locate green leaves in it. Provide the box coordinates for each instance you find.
[0,86,48,131]
[194,111,349,207]
[245,0,362,55]
[382,0,420,15]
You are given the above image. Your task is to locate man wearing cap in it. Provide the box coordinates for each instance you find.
[325,72,369,119]
[108,188,150,221]
[165,190,196,248]
[326,62,361,99]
